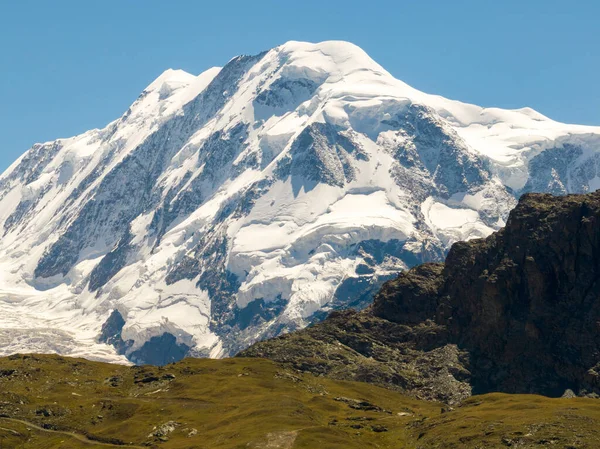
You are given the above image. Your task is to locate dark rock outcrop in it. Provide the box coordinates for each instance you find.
[98,310,129,354]
[240,191,600,403]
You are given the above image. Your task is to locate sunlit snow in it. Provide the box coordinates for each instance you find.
[1,40,600,362]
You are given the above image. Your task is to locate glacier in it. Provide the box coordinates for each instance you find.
[1,40,600,364]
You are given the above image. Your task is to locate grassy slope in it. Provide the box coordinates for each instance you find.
[0,355,599,448]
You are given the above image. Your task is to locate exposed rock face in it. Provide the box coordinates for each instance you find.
[241,308,472,404]
[98,310,191,366]
[241,191,600,403]
[432,191,600,397]
[98,309,129,353]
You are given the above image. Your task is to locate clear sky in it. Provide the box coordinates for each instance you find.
[1,0,598,172]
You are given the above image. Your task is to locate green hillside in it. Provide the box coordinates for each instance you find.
[1,354,599,448]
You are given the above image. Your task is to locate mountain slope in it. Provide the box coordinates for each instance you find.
[242,190,600,403]
[1,41,600,363]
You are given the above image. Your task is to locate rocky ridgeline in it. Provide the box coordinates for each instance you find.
[241,191,600,404]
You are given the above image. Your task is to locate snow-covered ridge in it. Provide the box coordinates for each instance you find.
[1,40,599,364]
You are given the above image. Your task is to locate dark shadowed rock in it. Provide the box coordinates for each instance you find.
[99,310,191,365]
[371,263,444,325]
[129,333,190,366]
[98,310,129,355]
[241,190,600,403]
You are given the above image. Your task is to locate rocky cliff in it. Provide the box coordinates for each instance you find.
[241,191,600,403]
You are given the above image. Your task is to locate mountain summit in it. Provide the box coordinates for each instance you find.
[1,41,600,364]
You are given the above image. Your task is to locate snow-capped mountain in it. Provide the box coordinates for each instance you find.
[1,41,600,364]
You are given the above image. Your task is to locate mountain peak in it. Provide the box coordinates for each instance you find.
[270,40,393,82]
[1,41,600,365]
[278,40,380,63]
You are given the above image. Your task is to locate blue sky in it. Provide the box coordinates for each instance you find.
[1,0,598,172]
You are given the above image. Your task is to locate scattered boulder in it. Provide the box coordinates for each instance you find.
[35,407,53,417]
[147,421,180,442]
[562,389,577,398]
[334,397,389,413]
[135,375,160,384]
[104,375,123,387]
